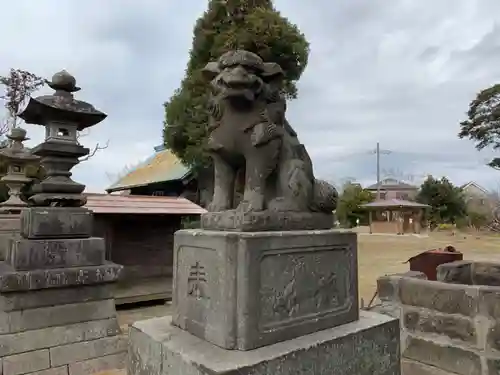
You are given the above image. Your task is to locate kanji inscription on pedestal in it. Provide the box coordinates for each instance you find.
[187,261,209,300]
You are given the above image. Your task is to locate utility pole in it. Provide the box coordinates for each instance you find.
[369,142,391,200]
[376,142,380,199]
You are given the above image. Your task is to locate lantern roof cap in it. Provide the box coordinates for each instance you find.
[6,127,29,142]
[0,127,39,162]
[46,70,81,92]
[18,70,106,131]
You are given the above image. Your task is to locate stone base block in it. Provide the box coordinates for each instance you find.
[0,284,126,375]
[0,317,121,357]
[7,237,105,271]
[0,298,116,334]
[128,312,401,375]
[0,319,126,375]
[0,214,20,261]
[20,207,92,239]
[172,229,358,350]
[402,359,458,375]
[201,210,333,231]
[0,261,122,293]
[0,284,113,312]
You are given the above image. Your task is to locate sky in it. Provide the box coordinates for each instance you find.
[1,0,500,192]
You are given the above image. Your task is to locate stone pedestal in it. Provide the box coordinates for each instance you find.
[0,207,126,375]
[172,229,359,350]
[129,313,400,375]
[128,229,401,375]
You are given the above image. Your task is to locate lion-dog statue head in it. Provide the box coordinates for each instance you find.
[202,50,283,106]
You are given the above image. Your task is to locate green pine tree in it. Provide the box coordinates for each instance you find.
[416,176,467,228]
[164,0,310,168]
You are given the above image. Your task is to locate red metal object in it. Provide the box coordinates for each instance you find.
[406,248,463,281]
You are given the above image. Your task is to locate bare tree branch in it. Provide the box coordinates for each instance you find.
[0,69,44,134]
[79,140,110,162]
[1,69,110,161]
[0,115,10,139]
[76,129,109,162]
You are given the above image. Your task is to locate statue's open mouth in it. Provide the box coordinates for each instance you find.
[224,81,250,90]
[223,79,259,89]
[221,79,262,100]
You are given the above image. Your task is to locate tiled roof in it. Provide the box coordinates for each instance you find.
[360,199,429,208]
[84,193,205,215]
[106,146,191,193]
[366,178,417,190]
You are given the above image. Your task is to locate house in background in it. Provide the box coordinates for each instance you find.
[106,145,213,207]
[107,145,191,196]
[86,193,205,304]
[365,178,419,201]
[460,181,494,215]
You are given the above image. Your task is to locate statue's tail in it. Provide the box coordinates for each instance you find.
[311,179,338,213]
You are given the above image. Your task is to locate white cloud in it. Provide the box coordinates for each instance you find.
[0,0,499,193]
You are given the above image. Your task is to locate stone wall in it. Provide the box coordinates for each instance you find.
[437,260,500,286]
[375,264,500,375]
[0,285,127,375]
[0,214,20,261]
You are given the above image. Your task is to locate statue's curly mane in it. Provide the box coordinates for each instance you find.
[202,50,338,216]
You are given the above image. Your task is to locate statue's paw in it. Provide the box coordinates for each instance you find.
[236,200,264,213]
[268,198,305,212]
[208,201,230,212]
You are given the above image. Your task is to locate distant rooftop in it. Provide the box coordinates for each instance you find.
[460,181,490,195]
[106,145,191,193]
[366,178,417,191]
[361,199,429,209]
[84,193,205,215]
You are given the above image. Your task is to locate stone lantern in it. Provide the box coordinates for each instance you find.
[18,70,106,206]
[0,127,39,211]
[0,71,125,372]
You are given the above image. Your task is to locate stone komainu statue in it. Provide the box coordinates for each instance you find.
[202,50,338,214]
